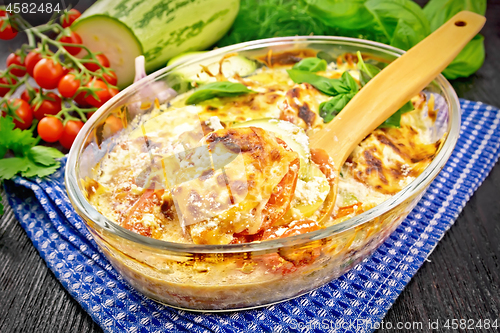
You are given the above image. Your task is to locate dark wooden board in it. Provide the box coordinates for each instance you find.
[1,1,499,332]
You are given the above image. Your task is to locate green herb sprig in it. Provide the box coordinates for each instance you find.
[318,72,359,123]
[0,116,64,180]
[288,53,414,125]
[287,66,359,123]
[287,69,352,96]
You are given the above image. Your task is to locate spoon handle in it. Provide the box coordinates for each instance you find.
[309,10,485,166]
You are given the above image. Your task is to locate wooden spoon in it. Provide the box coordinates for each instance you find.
[309,11,485,223]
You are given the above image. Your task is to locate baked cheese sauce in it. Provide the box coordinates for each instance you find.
[85,54,442,246]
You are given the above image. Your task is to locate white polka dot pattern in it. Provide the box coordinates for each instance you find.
[3,100,500,333]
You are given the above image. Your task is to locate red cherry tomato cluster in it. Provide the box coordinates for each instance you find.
[0,8,122,150]
[12,50,116,147]
[10,48,117,147]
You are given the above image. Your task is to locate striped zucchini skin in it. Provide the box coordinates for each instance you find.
[78,0,240,71]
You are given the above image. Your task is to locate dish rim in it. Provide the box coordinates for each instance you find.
[65,35,461,253]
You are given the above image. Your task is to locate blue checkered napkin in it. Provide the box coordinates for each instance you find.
[4,99,500,333]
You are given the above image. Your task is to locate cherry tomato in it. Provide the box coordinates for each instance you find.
[85,79,112,107]
[25,50,43,77]
[59,31,82,56]
[33,58,65,89]
[33,92,62,120]
[84,54,110,72]
[59,120,84,149]
[0,76,17,97]
[58,73,80,98]
[102,70,118,86]
[38,117,64,142]
[6,53,26,77]
[0,19,17,40]
[9,99,33,130]
[109,87,119,97]
[74,91,90,107]
[21,87,40,103]
[61,9,81,28]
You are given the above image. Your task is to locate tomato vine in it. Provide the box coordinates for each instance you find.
[0,7,119,147]
[0,6,122,211]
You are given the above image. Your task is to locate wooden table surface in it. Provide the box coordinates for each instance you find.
[1,1,499,332]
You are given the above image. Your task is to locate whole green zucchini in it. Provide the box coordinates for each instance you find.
[73,0,240,88]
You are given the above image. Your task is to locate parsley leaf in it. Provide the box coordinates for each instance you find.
[27,146,65,166]
[0,116,37,156]
[0,146,6,160]
[22,158,61,178]
[0,116,63,180]
[0,157,29,180]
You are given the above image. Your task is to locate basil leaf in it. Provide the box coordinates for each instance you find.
[356,51,382,86]
[296,71,358,123]
[365,0,430,50]
[287,69,350,96]
[185,82,255,105]
[391,18,425,51]
[340,71,359,93]
[379,100,414,128]
[293,57,328,72]
[443,34,485,79]
[423,0,486,32]
[316,51,335,63]
[319,93,356,123]
[423,0,486,79]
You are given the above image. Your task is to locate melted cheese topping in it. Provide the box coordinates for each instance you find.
[84,54,443,245]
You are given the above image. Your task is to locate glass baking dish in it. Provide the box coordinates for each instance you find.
[65,36,460,311]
